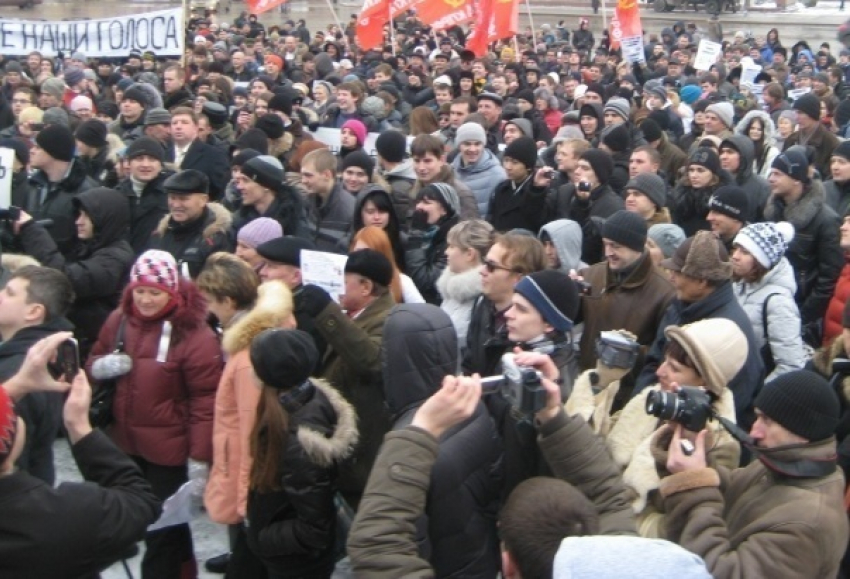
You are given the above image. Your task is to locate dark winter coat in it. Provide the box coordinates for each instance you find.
[148,203,234,278]
[19,187,135,354]
[116,170,174,255]
[27,159,98,256]
[823,177,850,218]
[231,186,308,239]
[634,281,765,430]
[461,295,511,377]
[175,139,231,201]
[764,180,843,343]
[724,135,771,220]
[86,280,223,466]
[783,122,840,179]
[304,182,357,253]
[563,183,625,264]
[671,169,734,236]
[406,214,459,305]
[246,380,357,579]
[0,431,161,579]
[486,177,549,233]
[378,305,503,579]
[0,318,74,484]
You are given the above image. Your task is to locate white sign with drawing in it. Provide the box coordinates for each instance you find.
[0,148,14,210]
[694,39,722,71]
[300,250,348,303]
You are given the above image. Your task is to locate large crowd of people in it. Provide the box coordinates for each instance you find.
[2,7,850,579]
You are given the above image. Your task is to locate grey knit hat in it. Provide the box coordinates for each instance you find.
[648,224,686,258]
[603,97,631,122]
[456,122,486,145]
[625,173,667,210]
[144,107,172,126]
[706,102,734,128]
[417,183,460,217]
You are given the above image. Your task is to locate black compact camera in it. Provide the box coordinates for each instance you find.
[645,386,714,432]
[577,181,592,193]
[596,332,640,369]
[0,207,21,221]
[482,353,548,417]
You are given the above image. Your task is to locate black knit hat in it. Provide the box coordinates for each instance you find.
[626,173,667,210]
[513,270,579,333]
[341,150,375,179]
[689,147,721,175]
[75,119,108,148]
[754,370,839,441]
[268,93,293,117]
[241,155,284,191]
[834,140,850,162]
[503,136,538,170]
[375,130,406,163]
[772,149,810,184]
[232,148,262,168]
[250,329,318,390]
[122,85,148,107]
[601,210,647,252]
[345,248,393,287]
[125,136,164,162]
[254,114,285,140]
[234,128,269,155]
[708,185,749,222]
[164,169,210,195]
[793,93,821,122]
[580,148,614,186]
[202,101,229,128]
[640,118,663,143]
[602,123,630,154]
[256,235,317,266]
[35,125,76,162]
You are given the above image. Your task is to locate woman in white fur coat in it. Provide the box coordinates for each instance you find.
[565,318,747,538]
[436,219,494,347]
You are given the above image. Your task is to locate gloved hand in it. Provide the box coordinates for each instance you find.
[298,284,333,318]
[410,209,430,232]
[187,459,209,498]
[593,329,638,387]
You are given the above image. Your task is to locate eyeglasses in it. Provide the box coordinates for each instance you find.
[483,259,516,274]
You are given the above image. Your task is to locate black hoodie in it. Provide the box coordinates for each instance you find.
[382,304,503,579]
[18,187,135,356]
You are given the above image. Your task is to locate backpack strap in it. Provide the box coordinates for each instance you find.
[761,293,781,342]
[114,316,127,353]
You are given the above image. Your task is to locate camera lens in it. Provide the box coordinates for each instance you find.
[645,390,680,421]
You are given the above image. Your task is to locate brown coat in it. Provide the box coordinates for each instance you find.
[783,123,840,178]
[578,253,675,370]
[661,438,849,578]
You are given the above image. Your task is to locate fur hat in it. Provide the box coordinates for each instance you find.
[513,270,579,333]
[130,250,179,295]
[250,329,318,390]
[664,318,748,397]
[661,230,732,282]
[345,248,393,287]
[734,221,795,270]
[754,370,839,441]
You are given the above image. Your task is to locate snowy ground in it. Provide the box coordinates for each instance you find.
[53,439,229,579]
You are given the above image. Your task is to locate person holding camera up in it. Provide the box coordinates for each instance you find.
[486,136,552,234]
[661,369,848,578]
[566,318,746,538]
[0,332,161,578]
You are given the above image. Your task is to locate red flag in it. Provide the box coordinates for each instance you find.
[466,0,495,56]
[357,0,390,52]
[418,0,471,29]
[492,0,518,39]
[246,0,288,15]
[429,3,475,32]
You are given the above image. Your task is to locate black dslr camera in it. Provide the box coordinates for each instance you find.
[645,386,714,432]
[482,353,548,417]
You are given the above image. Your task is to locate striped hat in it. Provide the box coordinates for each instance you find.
[130,250,179,294]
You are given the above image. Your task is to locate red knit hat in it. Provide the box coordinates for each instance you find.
[0,387,18,466]
[130,250,179,295]
[341,119,367,147]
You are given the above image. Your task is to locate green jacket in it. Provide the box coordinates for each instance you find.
[347,410,636,577]
[316,291,394,507]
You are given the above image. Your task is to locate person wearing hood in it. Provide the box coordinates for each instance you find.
[451,122,507,217]
[407,184,462,304]
[14,187,135,359]
[671,147,733,236]
[438,219,493,345]
[765,150,843,347]
[579,102,604,143]
[27,125,98,257]
[374,130,417,227]
[75,119,123,188]
[242,328,358,579]
[502,116,534,148]
[599,124,633,195]
[567,318,746,538]
[539,219,585,274]
[731,222,805,381]
[735,110,780,179]
[86,250,223,579]
[148,170,234,278]
[351,303,503,577]
[719,135,771,218]
[575,211,675,379]
[232,154,308,240]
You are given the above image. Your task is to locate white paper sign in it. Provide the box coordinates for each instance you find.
[621,36,646,65]
[741,64,761,86]
[308,127,413,158]
[0,8,184,57]
[300,249,348,303]
[788,87,812,101]
[694,39,723,71]
[0,148,14,210]
[147,481,199,531]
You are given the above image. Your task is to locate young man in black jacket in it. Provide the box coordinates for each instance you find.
[0,332,161,578]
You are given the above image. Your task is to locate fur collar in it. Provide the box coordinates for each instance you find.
[222,281,294,355]
[436,267,482,303]
[763,179,825,228]
[812,336,850,403]
[155,201,233,238]
[297,379,359,468]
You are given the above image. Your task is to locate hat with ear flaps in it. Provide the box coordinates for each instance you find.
[660,230,732,282]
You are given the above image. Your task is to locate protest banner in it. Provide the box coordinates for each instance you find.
[694,39,722,71]
[0,148,13,210]
[609,0,642,51]
[246,0,288,15]
[0,8,184,57]
[301,250,348,303]
[308,127,413,158]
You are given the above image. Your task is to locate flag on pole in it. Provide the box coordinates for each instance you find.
[418,0,472,29]
[609,0,642,51]
[493,0,518,39]
[357,0,422,51]
[466,0,517,56]
[246,0,288,15]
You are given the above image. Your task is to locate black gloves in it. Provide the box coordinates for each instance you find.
[297,284,332,318]
[410,209,430,232]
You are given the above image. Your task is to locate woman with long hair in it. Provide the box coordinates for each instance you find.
[409,106,441,136]
[246,329,358,579]
[351,188,406,269]
[735,110,780,179]
[671,147,732,236]
[731,222,805,381]
[350,226,424,304]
